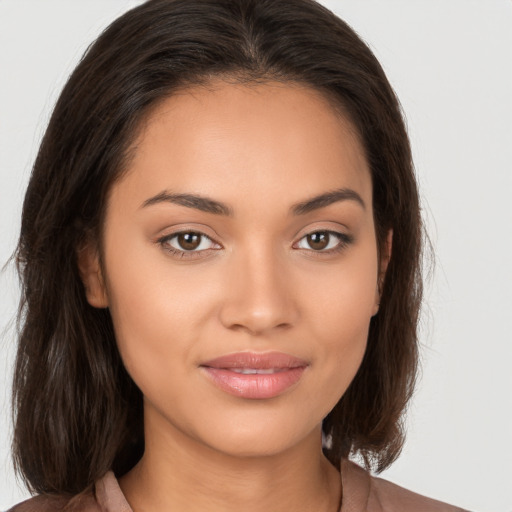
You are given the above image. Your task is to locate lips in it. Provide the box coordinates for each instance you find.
[200,352,308,399]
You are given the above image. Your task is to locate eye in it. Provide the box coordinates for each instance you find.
[295,230,352,252]
[158,231,220,257]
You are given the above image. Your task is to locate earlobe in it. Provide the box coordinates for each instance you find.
[77,241,109,308]
[373,229,393,316]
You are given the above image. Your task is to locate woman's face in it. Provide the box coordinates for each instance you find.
[82,80,383,458]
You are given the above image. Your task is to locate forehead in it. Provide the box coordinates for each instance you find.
[114,80,372,213]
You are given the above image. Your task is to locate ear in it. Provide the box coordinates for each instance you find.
[373,229,393,316]
[77,240,109,308]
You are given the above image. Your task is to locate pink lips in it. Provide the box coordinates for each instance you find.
[200,352,308,399]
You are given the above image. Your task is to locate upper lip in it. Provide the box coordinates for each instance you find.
[201,351,309,370]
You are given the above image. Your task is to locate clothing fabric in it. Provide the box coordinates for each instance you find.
[8,459,468,512]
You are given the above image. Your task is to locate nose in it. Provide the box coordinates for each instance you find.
[218,245,299,336]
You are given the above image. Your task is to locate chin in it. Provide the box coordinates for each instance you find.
[188,409,323,460]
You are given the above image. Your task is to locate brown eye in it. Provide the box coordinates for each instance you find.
[306,232,330,250]
[177,232,202,250]
[296,230,352,253]
[161,231,219,254]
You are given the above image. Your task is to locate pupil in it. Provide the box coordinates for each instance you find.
[308,232,329,250]
[178,232,201,250]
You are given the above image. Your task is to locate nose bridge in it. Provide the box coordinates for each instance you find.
[219,238,298,335]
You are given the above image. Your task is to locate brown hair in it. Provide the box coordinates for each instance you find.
[13,0,422,496]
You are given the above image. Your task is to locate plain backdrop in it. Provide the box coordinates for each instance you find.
[1,1,511,511]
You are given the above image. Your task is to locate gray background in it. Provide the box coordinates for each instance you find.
[1,1,511,510]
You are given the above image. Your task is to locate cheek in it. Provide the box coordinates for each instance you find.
[101,242,208,385]
[302,246,378,404]
[306,244,378,340]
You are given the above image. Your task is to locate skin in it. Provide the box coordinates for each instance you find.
[79,80,390,512]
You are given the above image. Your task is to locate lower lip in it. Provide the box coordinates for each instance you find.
[200,367,306,399]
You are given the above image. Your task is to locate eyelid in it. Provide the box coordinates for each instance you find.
[292,229,354,254]
[155,225,353,259]
[157,229,222,259]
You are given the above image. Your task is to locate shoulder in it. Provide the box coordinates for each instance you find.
[7,472,129,512]
[340,459,469,512]
[7,491,99,512]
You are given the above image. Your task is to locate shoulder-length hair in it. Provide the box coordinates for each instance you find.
[13,0,422,496]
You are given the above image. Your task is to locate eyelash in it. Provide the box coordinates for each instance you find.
[157,230,353,259]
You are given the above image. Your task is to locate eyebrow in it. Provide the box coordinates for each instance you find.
[291,188,366,215]
[142,191,233,215]
[141,187,365,216]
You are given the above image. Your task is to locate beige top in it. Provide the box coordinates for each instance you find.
[9,459,468,512]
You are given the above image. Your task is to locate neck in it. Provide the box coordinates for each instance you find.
[119,410,341,512]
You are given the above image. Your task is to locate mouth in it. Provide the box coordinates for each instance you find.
[199,351,309,400]
[229,368,287,375]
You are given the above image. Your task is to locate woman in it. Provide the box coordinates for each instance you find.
[8,0,467,510]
